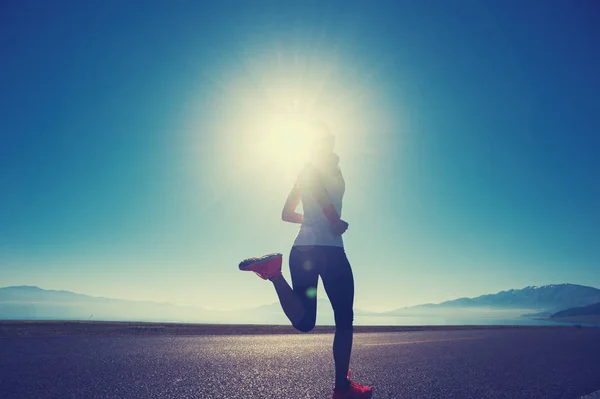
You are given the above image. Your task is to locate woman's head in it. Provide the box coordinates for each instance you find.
[311,122,335,155]
[309,121,339,171]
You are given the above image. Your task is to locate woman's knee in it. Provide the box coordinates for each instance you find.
[293,316,317,333]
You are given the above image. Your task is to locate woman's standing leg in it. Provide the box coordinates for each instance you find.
[320,247,355,390]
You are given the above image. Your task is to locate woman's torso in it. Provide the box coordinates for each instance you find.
[293,162,345,248]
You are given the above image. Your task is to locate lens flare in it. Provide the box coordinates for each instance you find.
[302,260,313,271]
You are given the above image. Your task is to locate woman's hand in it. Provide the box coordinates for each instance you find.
[331,219,349,236]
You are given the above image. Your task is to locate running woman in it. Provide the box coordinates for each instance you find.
[239,125,373,399]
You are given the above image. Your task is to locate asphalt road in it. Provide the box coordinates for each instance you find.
[1,327,599,398]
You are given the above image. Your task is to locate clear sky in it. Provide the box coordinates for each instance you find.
[1,0,599,312]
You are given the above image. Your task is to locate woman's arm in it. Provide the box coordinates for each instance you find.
[309,179,349,235]
[282,184,303,224]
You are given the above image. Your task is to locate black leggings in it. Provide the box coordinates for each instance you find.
[289,245,354,332]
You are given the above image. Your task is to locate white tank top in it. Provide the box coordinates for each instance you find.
[293,162,345,248]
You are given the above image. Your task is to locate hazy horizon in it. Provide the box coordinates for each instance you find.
[4,283,599,327]
[2,282,598,315]
[2,1,599,314]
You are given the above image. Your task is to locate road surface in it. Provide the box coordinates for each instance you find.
[1,327,599,398]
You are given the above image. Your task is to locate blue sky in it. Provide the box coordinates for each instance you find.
[1,0,599,312]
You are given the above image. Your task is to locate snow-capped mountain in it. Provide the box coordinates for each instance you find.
[383,284,600,316]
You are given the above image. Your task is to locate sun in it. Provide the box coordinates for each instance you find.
[182,39,392,195]
[256,111,316,173]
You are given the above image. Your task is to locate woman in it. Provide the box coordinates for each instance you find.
[239,126,373,399]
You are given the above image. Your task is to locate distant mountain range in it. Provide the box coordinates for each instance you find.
[552,301,600,318]
[2,283,600,324]
[0,286,334,324]
[0,285,213,323]
[379,283,600,317]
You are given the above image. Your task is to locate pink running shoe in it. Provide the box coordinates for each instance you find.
[331,371,373,399]
[238,253,283,280]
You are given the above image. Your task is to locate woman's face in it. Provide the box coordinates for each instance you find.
[312,133,335,155]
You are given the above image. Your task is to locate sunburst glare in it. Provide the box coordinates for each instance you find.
[180,31,397,216]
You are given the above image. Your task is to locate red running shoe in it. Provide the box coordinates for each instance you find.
[238,253,283,280]
[332,371,373,399]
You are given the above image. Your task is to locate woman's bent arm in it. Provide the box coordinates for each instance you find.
[282,185,303,224]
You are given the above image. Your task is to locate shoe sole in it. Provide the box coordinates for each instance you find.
[238,253,282,271]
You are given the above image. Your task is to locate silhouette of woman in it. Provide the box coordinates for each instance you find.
[240,123,373,398]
